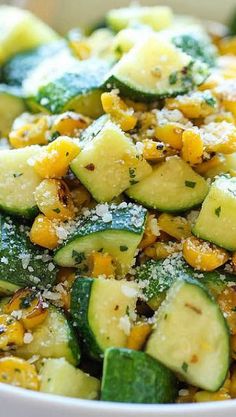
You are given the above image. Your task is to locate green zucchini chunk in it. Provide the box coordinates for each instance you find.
[2,40,66,87]
[146,277,230,391]
[71,277,138,360]
[17,306,80,366]
[40,358,100,399]
[126,156,209,212]
[0,146,42,218]
[104,34,209,102]
[193,175,236,250]
[0,5,58,64]
[0,84,26,136]
[28,58,110,118]
[0,214,57,292]
[106,6,173,32]
[101,348,178,403]
[70,118,152,202]
[54,203,147,276]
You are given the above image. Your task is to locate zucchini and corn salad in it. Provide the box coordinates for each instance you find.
[2,3,236,406]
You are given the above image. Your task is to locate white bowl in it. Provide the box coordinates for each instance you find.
[1,1,236,416]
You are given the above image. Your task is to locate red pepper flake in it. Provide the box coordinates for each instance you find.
[85,163,95,171]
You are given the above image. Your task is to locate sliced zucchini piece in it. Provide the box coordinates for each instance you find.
[0,85,26,136]
[172,33,217,67]
[0,5,58,64]
[2,40,66,87]
[0,214,57,291]
[0,146,42,218]
[193,176,236,250]
[17,306,80,366]
[146,277,230,391]
[71,277,138,360]
[54,203,147,276]
[40,358,100,399]
[104,35,209,102]
[101,348,178,403]
[106,6,173,32]
[71,119,152,202]
[126,156,209,212]
[28,58,110,118]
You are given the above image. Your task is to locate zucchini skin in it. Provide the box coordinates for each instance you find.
[101,348,178,403]
[0,204,39,220]
[71,277,103,360]
[0,214,57,289]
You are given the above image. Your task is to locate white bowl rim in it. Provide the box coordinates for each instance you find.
[0,381,236,415]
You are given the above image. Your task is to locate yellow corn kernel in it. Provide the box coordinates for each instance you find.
[34,179,75,221]
[89,252,115,278]
[201,122,236,154]
[0,314,24,349]
[158,213,191,241]
[127,323,152,350]
[144,241,182,260]
[218,287,236,334]
[139,214,159,250]
[194,379,231,402]
[30,214,59,250]
[155,124,183,150]
[219,37,236,56]
[101,92,137,131]
[230,364,236,398]
[124,99,148,112]
[222,100,236,118]
[51,112,90,137]
[195,155,224,175]
[166,93,217,119]
[9,118,48,149]
[142,139,168,161]
[181,130,204,165]
[4,289,48,330]
[0,357,39,390]
[71,185,91,209]
[70,40,91,60]
[183,236,229,271]
[33,136,80,178]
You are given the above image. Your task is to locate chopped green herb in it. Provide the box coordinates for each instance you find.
[50,131,61,142]
[185,180,196,188]
[215,206,221,217]
[232,307,236,312]
[53,208,61,214]
[120,245,128,252]
[181,361,189,373]
[169,71,178,85]
[203,94,216,107]
[13,173,23,178]
[126,306,130,316]
[129,167,136,179]
[72,250,85,265]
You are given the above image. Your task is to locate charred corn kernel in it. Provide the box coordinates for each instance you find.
[101,92,137,131]
[183,236,229,271]
[9,118,48,149]
[0,357,39,390]
[33,136,80,178]
[177,386,198,403]
[230,365,236,398]
[57,267,76,286]
[0,314,24,349]
[144,241,182,260]
[142,139,168,161]
[139,214,159,249]
[195,155,224,175]
[71,185,91,209]
[127,323,152,350]
[4,289,48,330]
[51,112,90,137]
[155,124,183,150]
[218,287,236,334]
[89,252,115,278]
[34,179,75,221]
[219,36,236,56]
[30,215,59,250]
[181,130,204,165]
[158,213,191,241]
[166,93,217,119]
[70,40,91,60]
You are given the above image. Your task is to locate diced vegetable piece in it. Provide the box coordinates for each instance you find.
[106,6,173,32]
[101,92,137,131]
[0,5,58,64]
[16,306,80,366]
[70,119,151,202]
[126,156,209,212]
[0,357,39,391]
[193,176,236,250]
[71,277,138,360]
[126,323,152,350]
[0,215,57,291]
[54,203,147,276]
[40,358,100,399]
[104,35,209,102]
[0,146,42,218]
[158,213,191,240]
[181,130,204,165]
[0,314,24,349]
[146,277,230,391]
[101,348,178,403]
[0,85,26,136]
[30,214,59,250]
